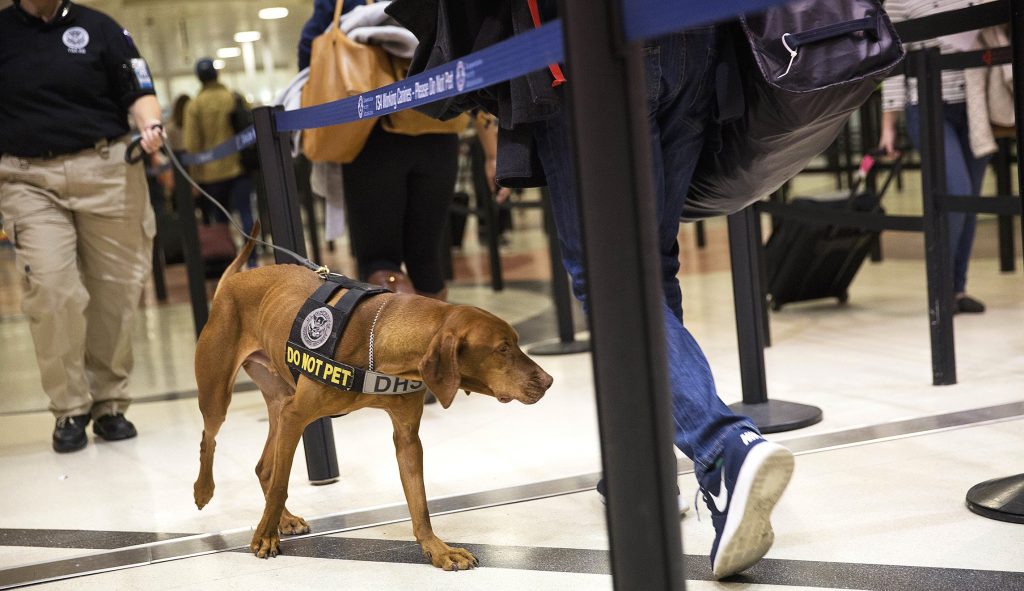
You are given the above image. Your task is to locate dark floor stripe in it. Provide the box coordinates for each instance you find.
[0,402,1021,589]
[254,537,1024,591]
[0,529,190,550]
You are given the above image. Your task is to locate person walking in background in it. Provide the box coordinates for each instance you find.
[879,0,994,314]
[0,0,164,452]
[183,58,255,237]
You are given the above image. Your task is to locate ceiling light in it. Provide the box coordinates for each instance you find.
[233,31,261,43]
[216,47,241,59]
[258,7,289,20]
[212,59,226,70]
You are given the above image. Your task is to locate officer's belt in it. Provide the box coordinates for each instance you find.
[285,274,426,395]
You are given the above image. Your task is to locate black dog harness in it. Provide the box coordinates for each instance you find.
[286,274,426,395]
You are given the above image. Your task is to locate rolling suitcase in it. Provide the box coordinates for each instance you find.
[765,151,902,310]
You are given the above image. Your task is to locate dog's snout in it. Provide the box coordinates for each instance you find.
[538,370,553,392]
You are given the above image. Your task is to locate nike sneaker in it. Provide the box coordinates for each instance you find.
[596,478,690,515]
[699,430,794,578]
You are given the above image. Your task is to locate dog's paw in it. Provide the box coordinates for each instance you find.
[251,532,281,558]
[422,540,478,571]
[279,511,310,535]
[193,480,214,510]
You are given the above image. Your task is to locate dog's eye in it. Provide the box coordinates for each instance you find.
[496,343,510,354]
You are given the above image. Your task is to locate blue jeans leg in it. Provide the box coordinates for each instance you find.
[904,103,990,293]
[534,28,756,478]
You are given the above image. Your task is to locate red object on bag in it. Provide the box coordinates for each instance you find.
[526,0,566,87]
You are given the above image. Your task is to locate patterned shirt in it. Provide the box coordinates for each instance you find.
[881,0,995,111]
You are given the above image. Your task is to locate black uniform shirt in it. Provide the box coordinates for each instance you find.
[0,2,156,158]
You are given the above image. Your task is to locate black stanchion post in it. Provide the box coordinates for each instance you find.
[694,219,707,248]
[915,48,957,386]
[993,138,1016,272]
[151,235,168,302]
[727,207,821,432]
[484,188,504,292]
[172,164,209,337]
[1013,0,1024,262]
[557,2,683,588]
[294,154,323,264]
[253,106,340,485]
[965,0,1024,524]
[527,188,589,356]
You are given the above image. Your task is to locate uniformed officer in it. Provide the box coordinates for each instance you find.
[0,0,165,452]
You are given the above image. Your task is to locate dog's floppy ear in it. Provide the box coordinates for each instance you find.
[418,331,460,408]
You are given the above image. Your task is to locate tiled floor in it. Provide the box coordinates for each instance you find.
[1,178,1023,590]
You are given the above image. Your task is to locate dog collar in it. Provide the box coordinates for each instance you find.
[285,274,427,395]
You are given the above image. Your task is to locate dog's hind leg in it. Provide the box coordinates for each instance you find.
[250,387,317,559]
[243,357,310,536]
[193,306,245,510]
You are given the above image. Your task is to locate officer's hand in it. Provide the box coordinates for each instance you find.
[139,121,165,154]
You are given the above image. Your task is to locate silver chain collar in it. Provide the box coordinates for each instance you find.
[367,297,390,372]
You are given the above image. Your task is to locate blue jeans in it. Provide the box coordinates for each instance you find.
[904,102,990,294]
[533,27,757,478]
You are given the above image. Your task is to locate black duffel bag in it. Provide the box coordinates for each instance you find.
[682,0,905,221]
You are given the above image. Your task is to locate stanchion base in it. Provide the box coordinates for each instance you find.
[528,339,591,356]
[728,400,823,434]
[309,477,340,486]
[966,474,1024,524]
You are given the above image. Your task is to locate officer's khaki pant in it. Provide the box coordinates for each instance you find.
[0,137,154,418]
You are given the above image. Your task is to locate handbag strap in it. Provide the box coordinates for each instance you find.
[526,0,566,87]
[778,14,879,80]
[333,0,344,33]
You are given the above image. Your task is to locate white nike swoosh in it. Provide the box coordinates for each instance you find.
[708,471,729,513]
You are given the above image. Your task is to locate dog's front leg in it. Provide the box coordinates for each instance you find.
[251,397,308,558]
[388,402,477,571]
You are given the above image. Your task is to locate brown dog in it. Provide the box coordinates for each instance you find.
[192,228,553,570]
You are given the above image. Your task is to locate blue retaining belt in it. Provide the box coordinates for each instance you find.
[178,125,255,166]
[274,21,564,132]
[175,1,799,161]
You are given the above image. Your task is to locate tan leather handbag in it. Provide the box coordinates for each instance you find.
[381,57,470,136]
[301,0,396,163]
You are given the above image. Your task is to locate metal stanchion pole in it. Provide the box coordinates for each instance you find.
[151,232,168,302]
[965,0,1024,524]
[294,154,323,264]
[993,138,1016,272]
[527,188,589,356]
[484,187,505,292]
[915,49,957,386]
[557,1,683,588]
[727,207,821,432]
[253,106,340,485]
[1015,0,1024,262]
[172,164,209,337]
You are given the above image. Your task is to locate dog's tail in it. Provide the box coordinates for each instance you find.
[214,220,261,299]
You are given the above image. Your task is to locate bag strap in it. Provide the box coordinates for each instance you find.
[526,0,566,87]
[333,0,344,31]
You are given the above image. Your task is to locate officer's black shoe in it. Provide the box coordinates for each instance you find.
[92,413,137,441]
[53,414,91,453]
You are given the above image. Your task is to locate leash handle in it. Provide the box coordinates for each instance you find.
[124,124,164,164]
[124,136,146,164]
